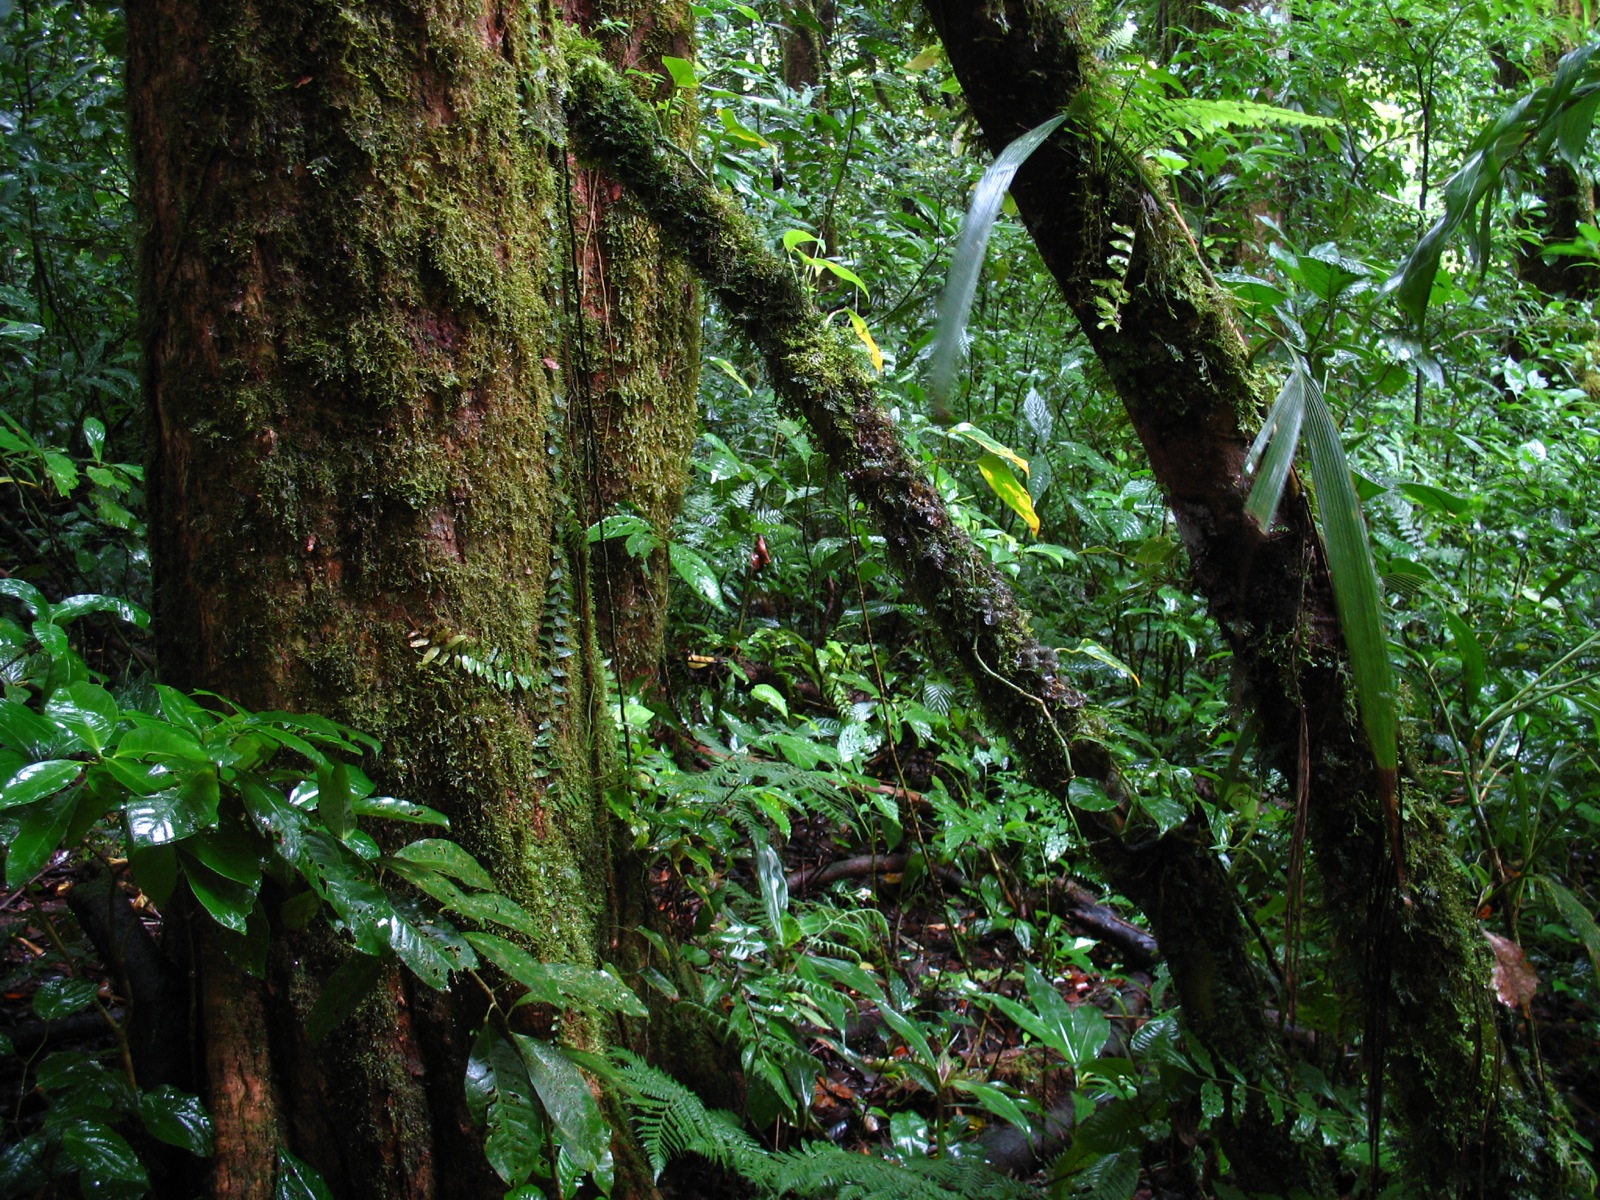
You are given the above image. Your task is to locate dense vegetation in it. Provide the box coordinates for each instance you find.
[3,0,1600,1196]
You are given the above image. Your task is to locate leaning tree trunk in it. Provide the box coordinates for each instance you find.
[920,1,1583,1194]
[567,55,1334,1196]
[127,2,695,1196]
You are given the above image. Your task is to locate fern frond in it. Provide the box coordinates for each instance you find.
[1126,96,1337,151]
[609,1051,766,1181]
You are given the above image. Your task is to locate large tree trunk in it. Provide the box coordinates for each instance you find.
[127,2,694,1195]
[920,1,1583,1194]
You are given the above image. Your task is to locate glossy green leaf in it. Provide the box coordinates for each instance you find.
[350,794,450,827]
[43,682,118,753]
[0,701,62,757]
[669,542,727,612]
[185,860,258,934]
[52,594,149,628]
[125,770,221,847]
[0,758,80,810]
[483,1028,546,1185]
[61,1121,148,1197]
[516,1035,609,1173]
[33,977,100,1020]
[1244,366,1307,530]
[139,1086,215,1156]
[661,55,697,89]
[116,721,208,763]
[275,1147,335,1200]
[315,762,354,841]
[466,933,647,1016]
[6,789,77,887]
[390,838,495,890]
[447,891,542,940]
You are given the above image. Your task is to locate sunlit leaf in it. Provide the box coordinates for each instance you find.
[930,112,1068,412]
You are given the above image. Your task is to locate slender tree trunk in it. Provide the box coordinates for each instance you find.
[127,2,692,1195]
[920,1,1583,1193]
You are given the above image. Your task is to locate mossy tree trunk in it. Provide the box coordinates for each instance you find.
[127,2,694,1196]
[922,1,1582,1194]
[561,0,701,691]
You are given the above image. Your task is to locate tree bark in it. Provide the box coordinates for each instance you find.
[562,0,702,691]
[127,2,690,1195]
[919,1,1584,1193]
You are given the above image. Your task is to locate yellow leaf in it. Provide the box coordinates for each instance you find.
[906,46,941,71]
[976,453,1040,536]
[949,423,1029,476]
[846,310,884,373]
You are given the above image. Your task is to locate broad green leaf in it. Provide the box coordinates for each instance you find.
[186,823,265,888]
[129,843,178,908]
[1061,639,1140,686]
[116,721,209,763]
[717,107,769,147]
[44,682,118,753]
[275,1147,335,1200]
[0,701,62,757]
[515,1035,609,1173]
[466,933,647,1016]
[0,1134,48,1197]
[877,1000,937,1076]
[1,759,80,810]
[125,770,221,847]
[52,594,148,628]
[185,860,258,934]
[350,794,450,827]
[669,543,727,612]
[6,789,77,887]
[949,1078,1035,1132]
[448,891,542,940]
[976,453,1041,536]
[1397,481,1471,518]
[749,683,788,717]
[33,977,100,1020]
[139,1086,215,1156]
[391,838,495,890]
[483,1028,546,1184]
[929,112,1067,411]
[660,55,697,89]
[61,1121,148,1197]
[315,762,354,841]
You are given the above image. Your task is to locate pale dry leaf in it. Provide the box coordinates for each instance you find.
[1484,929,1538,1008]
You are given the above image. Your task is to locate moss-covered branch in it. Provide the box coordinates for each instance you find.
[564,52,1332,1194]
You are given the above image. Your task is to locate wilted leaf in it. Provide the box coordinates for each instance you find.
[1484,930,1538,1007]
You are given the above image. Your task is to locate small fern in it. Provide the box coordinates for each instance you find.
[604,1053,1042,1198]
